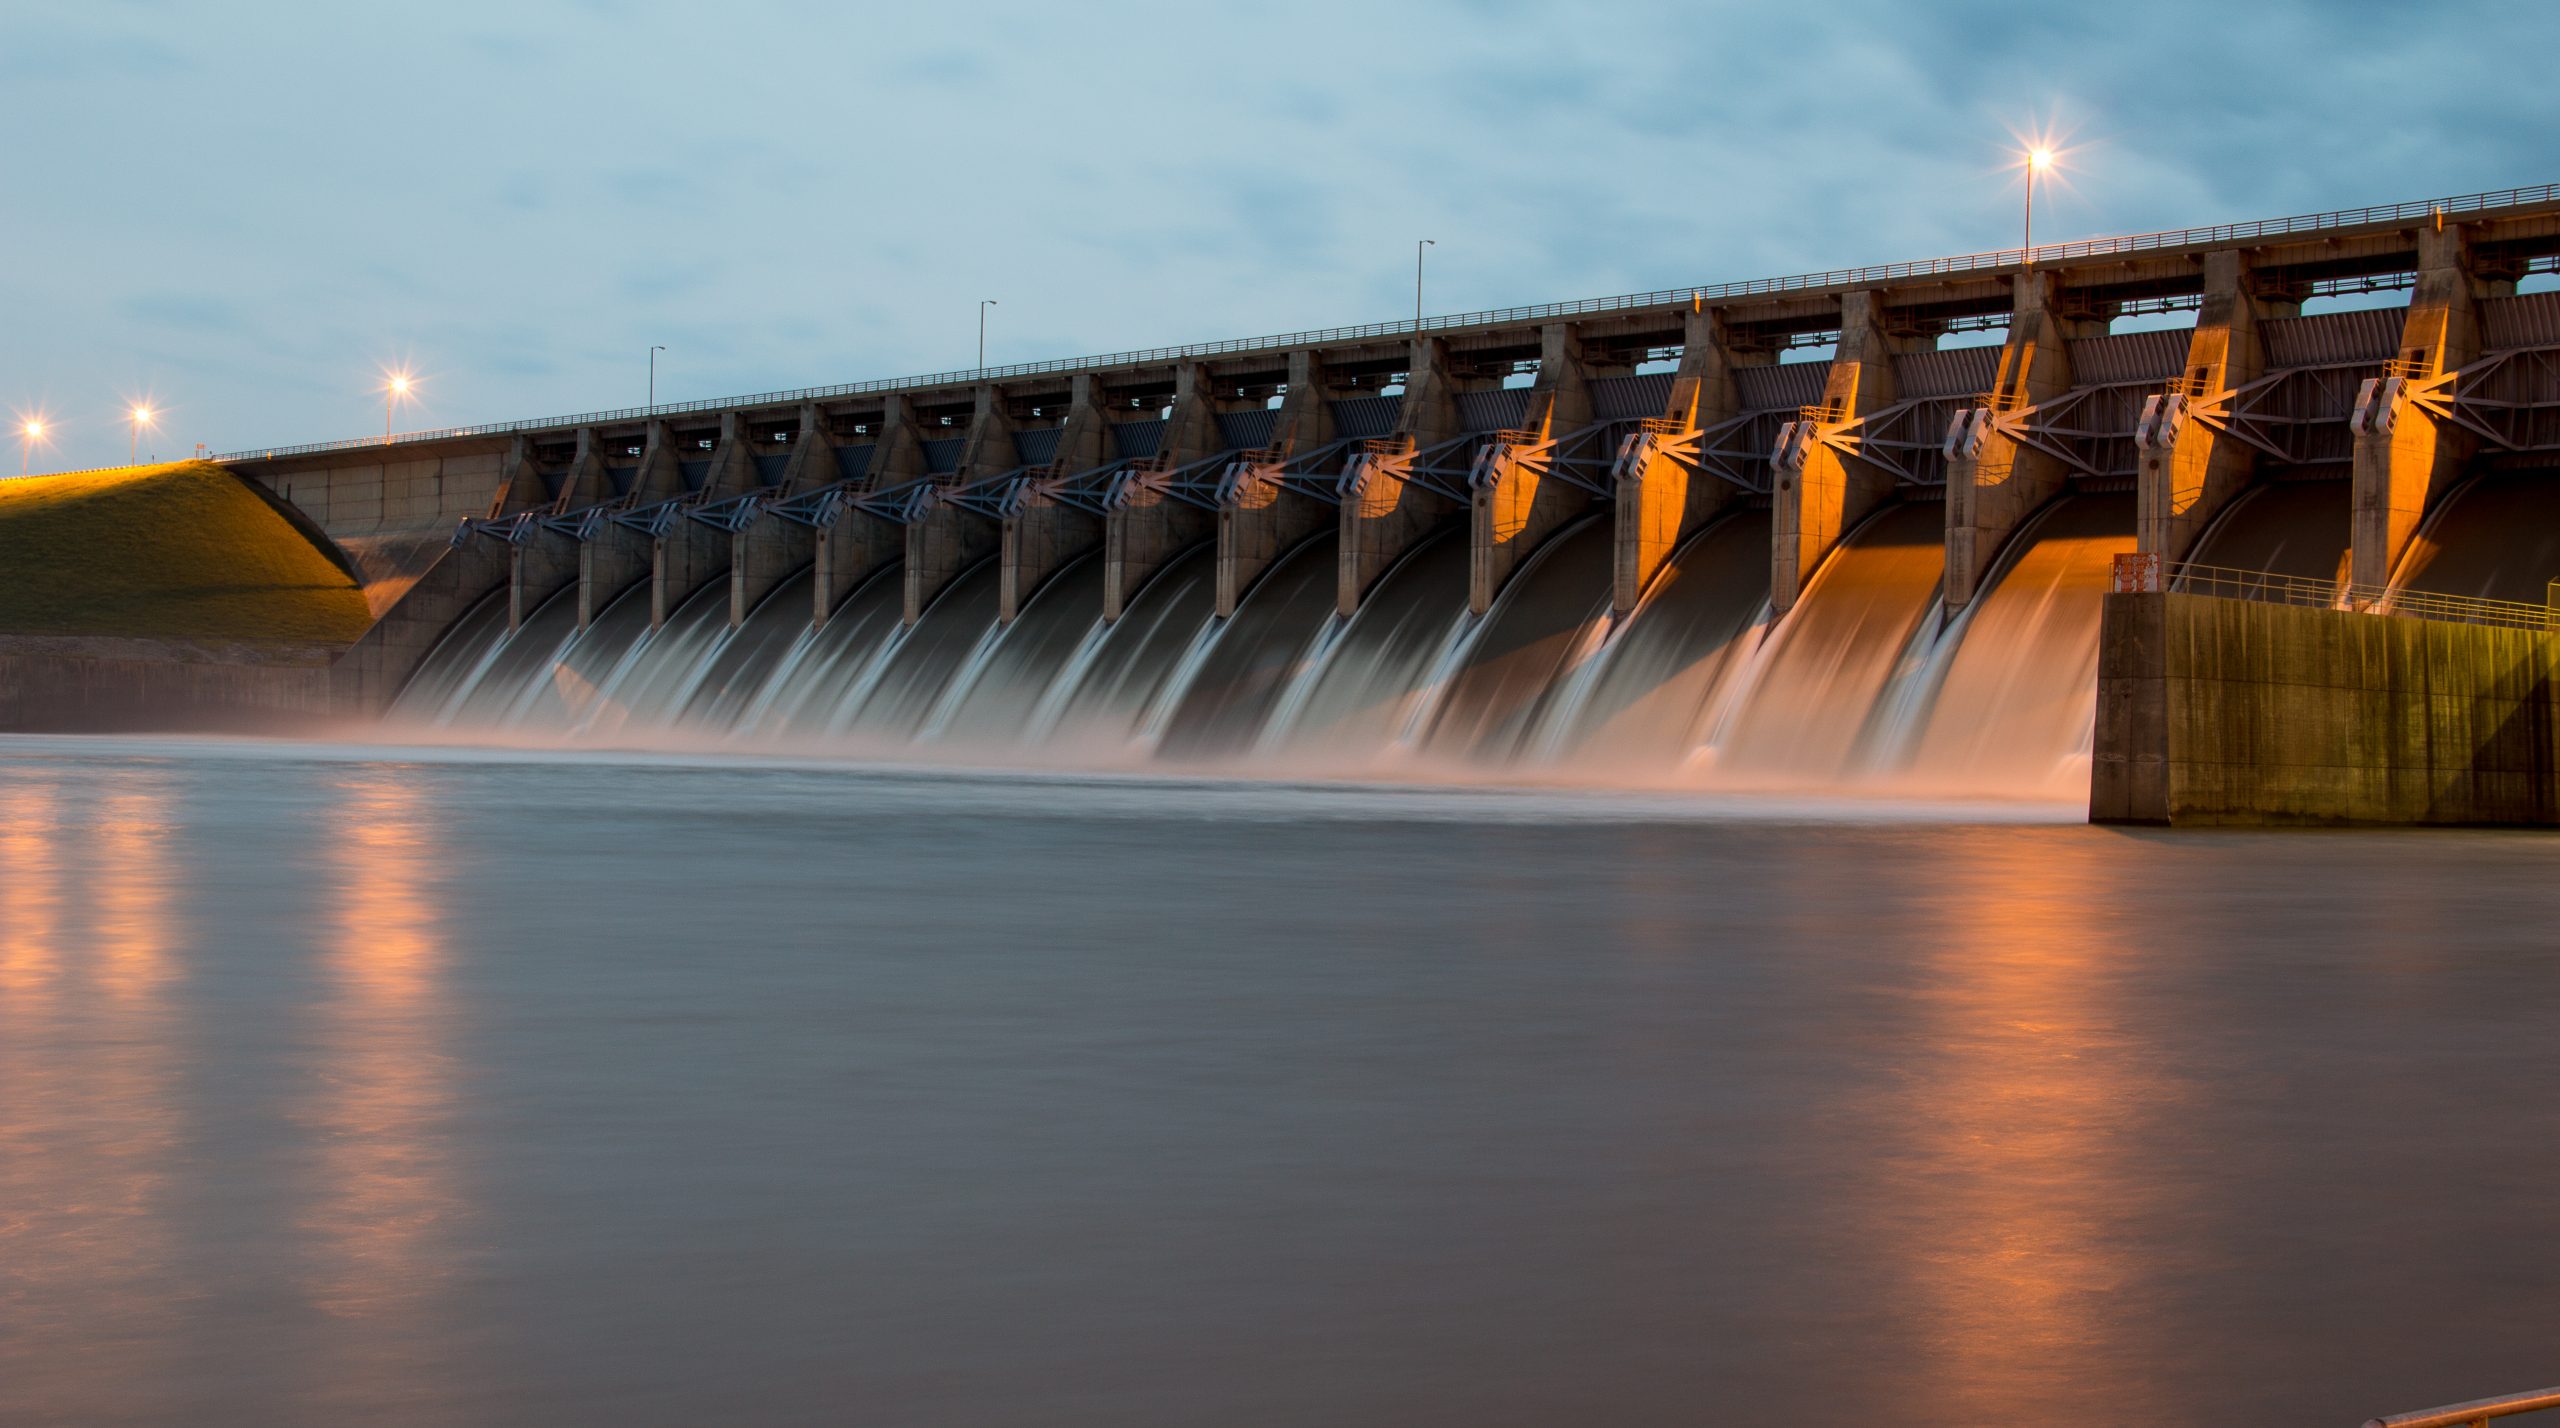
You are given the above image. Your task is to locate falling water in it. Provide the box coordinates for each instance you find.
[1896,494,2134,797]
[1705,502,1947,785]
[397,475,2479,803]
[754,564,907,738]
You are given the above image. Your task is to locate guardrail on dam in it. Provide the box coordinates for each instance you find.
[196,183,2560,823]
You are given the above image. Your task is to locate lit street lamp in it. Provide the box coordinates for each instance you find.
[19,417,46,476]
[129,404,156,465]
[383,371,415,445]
[2023,146,2055,262]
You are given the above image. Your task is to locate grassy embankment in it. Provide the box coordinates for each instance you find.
[0,461,372,646]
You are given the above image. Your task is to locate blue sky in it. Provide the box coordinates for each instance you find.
[4,0,2555,469]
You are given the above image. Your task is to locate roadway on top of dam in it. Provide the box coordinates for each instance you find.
[213,181,2560,464]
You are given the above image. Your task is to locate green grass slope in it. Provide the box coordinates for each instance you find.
[0,461,372,646]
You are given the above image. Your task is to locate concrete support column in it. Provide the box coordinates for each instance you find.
[729,516,811,627]
[1771,291,1910,614]
[904,386,1008,624]
[632,420,685,503]
[508,527,579,630]
[813,509,902,627]
[868,395,929,493]
[1944,270,2094,613]
[578,523,652,629]
[1614,308,1757,614]
[1469,322,1595,615]
[2137,250,2279,565]
[1339,336,1461,616]
[1001,374,1106,622]
[1105,363,1216,622]
[651,521,728,628]
[559,428,612,510]
[1217,349,1334,617]
[703,411,760,497]
[490,435,551,518]
[776,402,834,494]
[2351,223,2497,590]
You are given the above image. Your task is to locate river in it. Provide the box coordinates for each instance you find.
[3,734,2556,1427]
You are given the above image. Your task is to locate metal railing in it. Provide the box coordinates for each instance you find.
[2114,556,2560,632]
[210,181,2560,465]
[2365,1385,2560,1427]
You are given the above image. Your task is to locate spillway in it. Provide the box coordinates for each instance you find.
[384,492,2205,801]
[2391,470,2560,605]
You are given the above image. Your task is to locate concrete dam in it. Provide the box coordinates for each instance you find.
[39,184,2560,817]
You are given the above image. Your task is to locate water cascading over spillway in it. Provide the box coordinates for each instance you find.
[389,492,2168,801]
[1894,494,2134,797]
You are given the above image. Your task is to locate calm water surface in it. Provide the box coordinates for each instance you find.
[4,735,2558,1427]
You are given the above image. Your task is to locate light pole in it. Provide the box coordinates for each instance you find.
[1415,239,1435,333]
[129,405,157,465]
[19,419,43,476]
[384,373,413,445]
[2023,147,2054,263]
[649,345,666,415]
[978,300,997,376]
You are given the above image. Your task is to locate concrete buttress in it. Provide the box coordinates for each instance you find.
[1469,323,1594,615]
[1771,291,1911,614]
[1104,363,1218,622]
[1614,308,1756,615]
[2351,223,2501,589]
[1339,336,1461,616]
[1217,350,1335,618]
[2136,250,2282,565]
[1944,270,2098,613]
[1001,374,1106,622]
[905,388,1005,625]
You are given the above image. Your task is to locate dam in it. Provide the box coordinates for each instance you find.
[29,183,2560,815]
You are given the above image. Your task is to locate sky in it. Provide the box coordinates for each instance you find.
[5,0,2557,470]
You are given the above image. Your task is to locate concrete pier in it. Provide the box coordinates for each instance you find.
[508,530,577,630]
[1615,308,1759,615]
[1771,291,1910,615]
[1000,374,1107,622]
[1339,337,1459,616]
[1468,323,1593,615]
[900,393,1001,624]
[2351,223,2502,589]
[578,524,652,629]
[651,519,728,628]
[2135,252,2284,564]
[1103,364,1219,622]
[1217,350,1334,618]
[1945,271,2098,612]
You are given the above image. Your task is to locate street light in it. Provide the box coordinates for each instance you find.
[2023,146,2056,262]
[128,404,156,465]
[1415,239,1435,333]
[18,417,46,476]
[978,299,998,376]
[383,371,414,445]
[649,345,666,415]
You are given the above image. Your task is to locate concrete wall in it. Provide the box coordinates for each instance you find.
[254,445,509,539]
[2093,591,2560,825]
[0,636,341,732]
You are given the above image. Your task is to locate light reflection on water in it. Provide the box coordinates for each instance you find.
[4,736,2560,1427]
[300,772,455,1391]
[1889,832,2166,1423]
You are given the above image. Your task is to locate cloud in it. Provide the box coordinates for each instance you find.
[6,0,2559,466]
